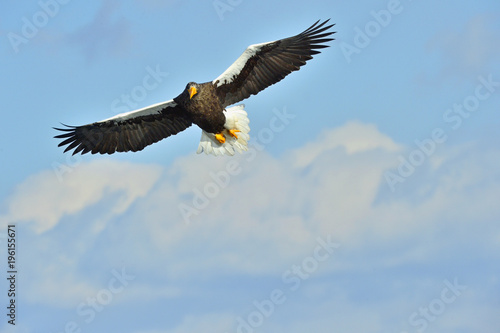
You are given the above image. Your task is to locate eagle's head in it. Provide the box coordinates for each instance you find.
[186,82,199,99]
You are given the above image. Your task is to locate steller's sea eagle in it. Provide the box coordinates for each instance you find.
[55,20,335,156]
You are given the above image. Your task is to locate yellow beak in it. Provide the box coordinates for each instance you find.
[188,86,197,99]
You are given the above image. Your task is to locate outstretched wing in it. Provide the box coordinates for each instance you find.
[54,100,192,155]
[213,19,335,108]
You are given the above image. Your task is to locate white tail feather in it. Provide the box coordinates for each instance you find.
[197,104,250,156]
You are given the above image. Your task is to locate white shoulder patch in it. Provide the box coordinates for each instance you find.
[99,99,177,123]
[197,104,250,156]
[213,41,275,87]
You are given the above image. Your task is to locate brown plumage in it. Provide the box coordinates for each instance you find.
[55,20,335,155]
[175,82,226,134]
[55,102,191,155]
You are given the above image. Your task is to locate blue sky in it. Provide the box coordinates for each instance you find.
[1,0,500,332]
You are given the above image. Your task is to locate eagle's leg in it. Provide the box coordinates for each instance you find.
[228,129,240,139]
[215,133,226,144]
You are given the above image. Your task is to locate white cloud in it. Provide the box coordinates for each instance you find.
[289,121,402,168]
[22,260,97,307]
[1,159,162,233]
[2,121,500,331]
[58,121,498,280]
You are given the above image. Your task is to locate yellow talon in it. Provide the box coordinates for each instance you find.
[228,129,240,138]
[215,133,226,144]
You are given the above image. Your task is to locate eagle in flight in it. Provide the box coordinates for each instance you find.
[55,20,335,156]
